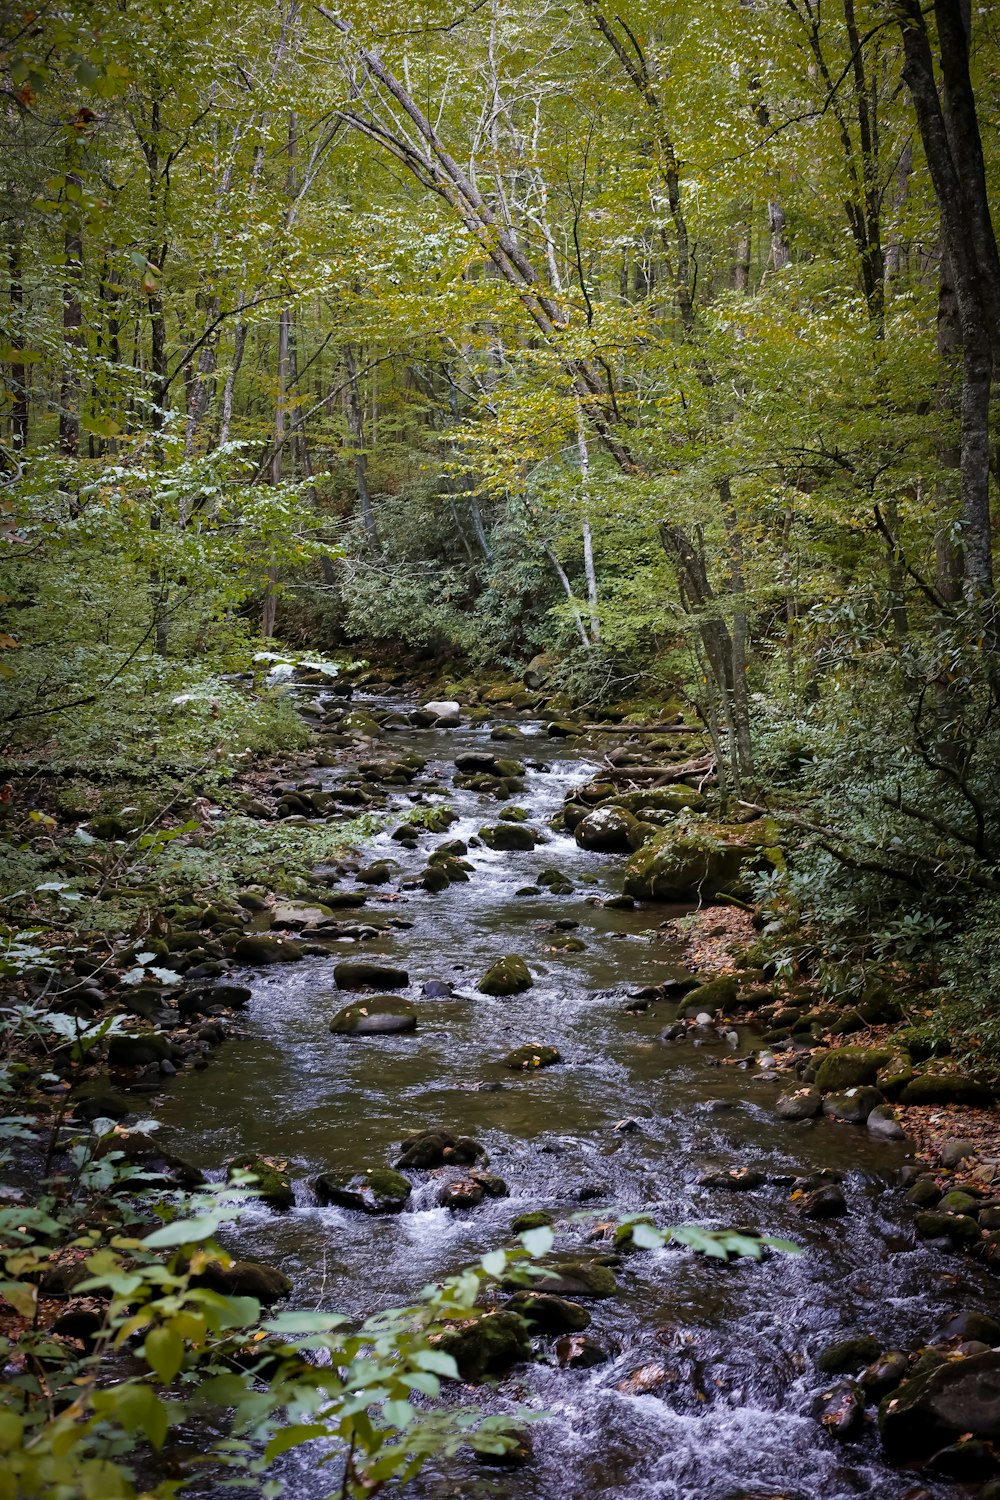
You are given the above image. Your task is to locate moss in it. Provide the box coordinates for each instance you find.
[502,1043,561,1070]
[227,1154,294,1210]
[814,1046,893,1093]
[478,955,533,995]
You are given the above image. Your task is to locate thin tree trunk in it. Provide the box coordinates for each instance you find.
[344,344,379,548]
[576,403,600,643]
[59,159,83,458]
[8,240,27,451]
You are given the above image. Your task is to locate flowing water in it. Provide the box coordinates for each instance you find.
[158,696,997,1500]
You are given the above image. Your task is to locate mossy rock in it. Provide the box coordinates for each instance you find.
[878,1350,1000,1462]
[333,960,409,991]
[499,806,531,822]
[504,1291,591,1333]
[479,823,537,852]
[503,1044,561,1071]
[610,786,706,815]
[573,805,640,853]
[478,955,533,996]
[395,1130,483,1169]
[683,975,738,1014]
[817,1335,882,1374]
[913,1211,981,1244]
[899,1072,993,1107]
[314,1167,411,1214]
[330,997,417,1036]
[511,1209,553,1233]
[71,1082,131,1121]
[876,1052,914,1096]
[814,1046,892,1093]
[193,1259,291,1304]
[231,934,304,965]
[623,825,760,903]
[227,1154,294,1210]
[436,1310,532,1381]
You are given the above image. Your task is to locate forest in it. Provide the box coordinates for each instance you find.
[2,0,1000,1496]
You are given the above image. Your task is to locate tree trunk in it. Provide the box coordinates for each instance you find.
[59,163,83,458]
[344,344,379,548]
[8,240,27,451]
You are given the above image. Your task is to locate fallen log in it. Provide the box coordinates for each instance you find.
[581,723,706,734]
[598,754,715,784]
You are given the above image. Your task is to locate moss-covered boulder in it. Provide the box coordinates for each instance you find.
[314,1167,411,1214]
[610,786,706,815]
[436,1310,532,1382]
[107,1031,173,1067]
[227,1154,294,1210]
[503,1043,561,1070]
[478,955,533,995]
[573,805,640,853]
[899,1072,994,1107]
[821,1086,884,1124]
[193,1259,291,1303]
[479,823,537,852]
[333,960,409,991]
[511,1210,553,1233]
[683,975,738,1014]
[231,934,304,964]
[814,1046,893,1093]
[817,1335,882,1374]
[913,1211,981,1245]
[330,996,417,1035]
[623,825,758,902]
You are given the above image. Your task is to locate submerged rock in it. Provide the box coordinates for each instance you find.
[329,996,417,1035]
[555,1333,609,1368]
[479,822,538,851]
[333,960,409,991]
[395,1130,483,1169]
[503,1043,562,1070]
[314,1167,411,1214]
[817,1335,882,1374]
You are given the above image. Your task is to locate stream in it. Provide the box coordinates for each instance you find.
[158,692,999,1500]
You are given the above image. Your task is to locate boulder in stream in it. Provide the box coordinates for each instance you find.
[479,822,538,851]
[314,1167,411,1214]
[814,1045,892,1092]
[435,1309,532,1381]
[333,959,409,990]
[505,1291,591,1333]
[623,825,759,903]
[231,934,304,965]
[821,1086,884,1125]
[478,955,533,995]
[226,1154,295,1210]
[878,1350,1000,1462]
[776,1087,822,1121]
[193,1258,291,1303]
[573,805,641,853]
[396,1130,483,1168]
[330,996,417,1035]
[503,1043,561,1071]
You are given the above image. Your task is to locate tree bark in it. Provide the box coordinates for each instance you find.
[8,239,27,451]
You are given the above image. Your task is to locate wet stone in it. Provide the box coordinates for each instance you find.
[333,960,409,991]
[329,997,417,1035]
[503,1043,562,1071]
[505,1291,591,1333]
[314,1167,411,1214]
[478,955,533,995]
[556,1333,609,1368]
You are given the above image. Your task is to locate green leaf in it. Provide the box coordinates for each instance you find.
[264,1423,329,1460]
[384,1399,414,1429]
[143,1213,222,1248]
[480,1249,506,1277]
[519,1225,553,1256]
[629,1221,664,1249]
[144,1325,184,1383]
[411,1348,459,1379]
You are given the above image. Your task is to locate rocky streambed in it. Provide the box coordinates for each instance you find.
[127,686,1000,1499]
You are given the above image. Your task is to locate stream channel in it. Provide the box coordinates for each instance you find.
[158,689,998,1500]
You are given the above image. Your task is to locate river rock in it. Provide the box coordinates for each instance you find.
[479,823,537,851]
[436,1310,531,1381]
[396,1130,483,1168]
[515,1260,617,1298]
[226,1153,294,1210]
[913,1211,981,1245]
[817,1335,882,1374]
[71,1082,131,1121]
[107,1031,174,1067]
[938,1138,978,1168]
[193,1258,291,1303]
[610,786,705,815]
[878,1350,1000,1461]
[899,1071,994,1106]
[505,1291,591,1332]
[573,805,641,853]
[478,955,533,995]
[861,1350,911,1395]
[314,1167,411,1214]
[776,1087,822,1121]
[814,1045,892,1092]
[819,1381,865,1438]
[356,861,395,885]
[556,1333,609,1368]
[867,1105,906,1140]
[473,1425,534,1468]
[698,1166,765,1191]
[439,1179,484,1209]
[270,900,335,928]
[503,1043,561,1070]
[684,974,739,1014]
[333,960,409,990]
[330,997,417,1035]
[231,934,303,964]
[821,1086,884,1124]
[799,1183,848,1219]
